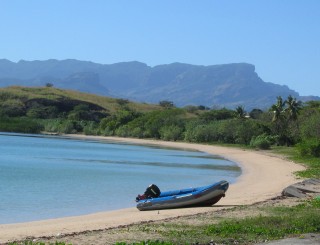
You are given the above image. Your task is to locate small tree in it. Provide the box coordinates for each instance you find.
[116,98,129,107]
[285,95,302,120]
[249,108,263,119]
[269,95,302,146]
[159,100,175,109]
[271,96,285,122]
[235,106,246,119]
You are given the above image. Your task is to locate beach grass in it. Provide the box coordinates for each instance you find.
[113,198,320,244]
[271,146,320,178]
[12,198,319,245]
[204,200,320,243]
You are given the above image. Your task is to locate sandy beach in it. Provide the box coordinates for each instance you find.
[0,135,305,243]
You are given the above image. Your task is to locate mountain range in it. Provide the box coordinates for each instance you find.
[0,59,318,110]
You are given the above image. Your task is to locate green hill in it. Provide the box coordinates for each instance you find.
[0,86,162,134]
[0,86,160,114]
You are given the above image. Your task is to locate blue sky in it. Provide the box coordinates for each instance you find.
[1,0,319,96]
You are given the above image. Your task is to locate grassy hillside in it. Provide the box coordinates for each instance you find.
[0,86,164,135]
[0,86,161,113]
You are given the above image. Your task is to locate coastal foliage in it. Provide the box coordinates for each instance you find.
[0,117,43,133]
[250,133,278,150]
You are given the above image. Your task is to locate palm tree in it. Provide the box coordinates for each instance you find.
[235,106,246,119]
[270,95,301,146]
[271,96,285,122]
[285,95,302,120]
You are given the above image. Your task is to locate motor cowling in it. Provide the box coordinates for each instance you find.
[144,184,161,198]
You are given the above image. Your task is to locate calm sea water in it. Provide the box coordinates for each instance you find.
[0,132,241,224]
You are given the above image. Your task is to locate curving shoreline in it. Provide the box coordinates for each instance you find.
[0,135,305,243]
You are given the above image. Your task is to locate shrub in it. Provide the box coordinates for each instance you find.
[250,134,276,150]
[160,125,183,141]
[102,126,116,136]
[159,100,175,109]
[143,109,185,139]
[115,125,131,137]
[0,117,43,133]
[59,121,76,134]
[99,109,142,135]
[297,139,320,157]
[233,120,259,145]
[300,111,320,141]
[184,121,215,143]
[199,108,235,122]
[43,119,63,132]
[27,105,59,119]
[130,127,146,138]
[83,121,99,135]
[116,120,147,138]
[184,119,266,145]
[0,99,26,117]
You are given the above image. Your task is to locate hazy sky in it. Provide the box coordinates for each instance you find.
[1,0,319,96]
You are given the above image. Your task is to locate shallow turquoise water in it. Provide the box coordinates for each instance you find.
[0,132,241,224]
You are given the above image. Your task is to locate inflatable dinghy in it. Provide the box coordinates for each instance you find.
[136,180,229,211]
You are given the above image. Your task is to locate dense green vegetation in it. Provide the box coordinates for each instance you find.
[0,86,160,134]
[1,86,319,178]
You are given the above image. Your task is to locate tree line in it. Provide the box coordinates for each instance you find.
[0,91,320,158]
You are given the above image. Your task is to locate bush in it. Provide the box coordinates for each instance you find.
[297,139,320,157]
[43,119,63,132]
[199,108,235,122]
[300,111,320,141]
[160,125,183,141]
[233,120,259,145]
[0,99,26,117]
[27,105,59,119]
[83,121,99,135]
[250,134,276,150]
[184,122,220,143]
[58,121,76,134]
[102,128,113,136]
[43,119,85,134]
[99,109,142,135]
[115,125,131,137]
[184,119,266,145]
[0,117,44,133]
[143,109,185,139]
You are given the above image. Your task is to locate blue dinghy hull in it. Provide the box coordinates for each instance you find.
[136,180,229,211]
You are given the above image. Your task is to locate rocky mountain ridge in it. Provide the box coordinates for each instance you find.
[0,59,318,110]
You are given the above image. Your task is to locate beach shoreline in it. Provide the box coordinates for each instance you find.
[0,135,305,243]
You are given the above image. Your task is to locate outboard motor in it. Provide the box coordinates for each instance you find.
[136,184,161,201]
[144,184,161,198]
